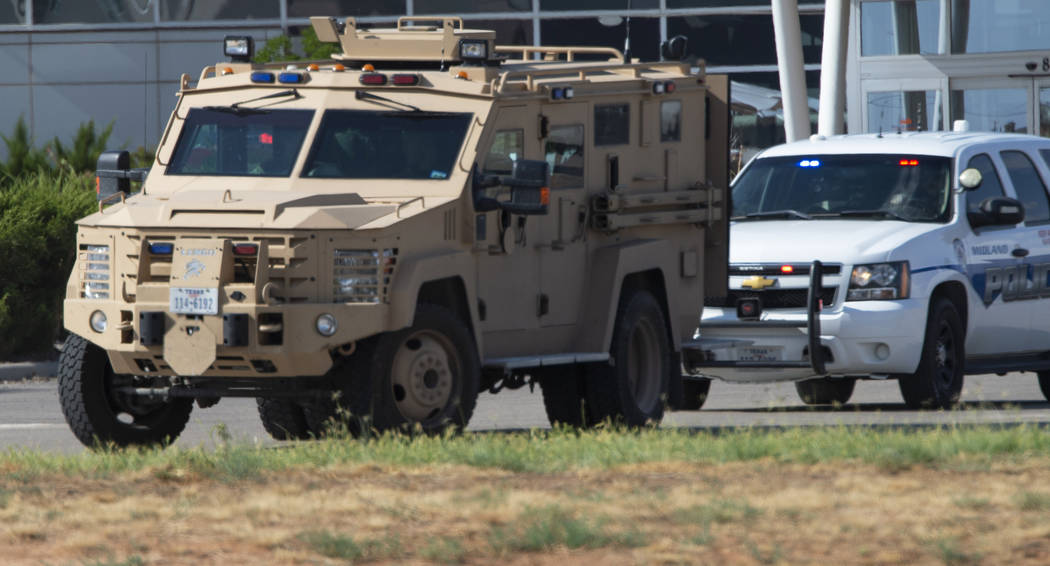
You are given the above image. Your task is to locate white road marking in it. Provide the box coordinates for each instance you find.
[0,424,65,430]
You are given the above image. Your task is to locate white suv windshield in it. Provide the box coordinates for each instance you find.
[732,154,953,222]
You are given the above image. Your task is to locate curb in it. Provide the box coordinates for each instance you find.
[0,361,58,382]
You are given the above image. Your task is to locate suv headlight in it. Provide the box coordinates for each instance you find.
[847,261,909,301]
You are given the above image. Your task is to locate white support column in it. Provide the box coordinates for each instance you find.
[771,0,811,142]
[817,0,849,135]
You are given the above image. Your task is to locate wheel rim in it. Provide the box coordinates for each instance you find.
[626,317,662,411]
[390,330,460,422]
[934,318,957,390]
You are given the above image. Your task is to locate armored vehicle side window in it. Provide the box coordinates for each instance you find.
[1000,150,1050,224]
[964,153,1006,215]
[545,125,584,188]
[660,101,682,142]
[594,104,630,146]
[303,110,471,179]
[483,129,524,175]
[167,109,313,177]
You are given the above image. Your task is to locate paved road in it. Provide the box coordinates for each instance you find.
[2,373,1048,454]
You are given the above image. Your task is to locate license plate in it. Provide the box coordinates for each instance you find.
[736,346,783,362]
[170,287,219,315]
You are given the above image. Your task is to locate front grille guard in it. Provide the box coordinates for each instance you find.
[684,260,827,376]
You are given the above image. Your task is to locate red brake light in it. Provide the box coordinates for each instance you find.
[392,74,420,86]
[360,73,387,85]
[233,244,258,256]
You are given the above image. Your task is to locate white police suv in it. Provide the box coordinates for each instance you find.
[690,125,1050,409]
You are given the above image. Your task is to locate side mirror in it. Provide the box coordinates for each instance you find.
[96,150,149,202]
[473,159,550,216]
[959,167,983,190]
[969,196,1024,228]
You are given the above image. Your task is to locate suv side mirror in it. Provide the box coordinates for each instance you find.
[473,159,550,216]
[969,196,1025,228]
[958,167,983,190]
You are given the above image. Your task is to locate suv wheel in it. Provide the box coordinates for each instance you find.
[795,377,855,405]
[899,298,965,409]
[1036,372,1050,402]
[677,377,712,411]
[586,289,671,426]
[58,334,193,448]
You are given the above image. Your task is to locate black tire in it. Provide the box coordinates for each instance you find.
[58,334,193,448]
[899,298,965,409]
[795,377,856,405]
[677,377,712,411]
[538,365,595,427]
[1038,372,1050,402]
[314,303,481,436]
[586,290,671,426]
[256,398,312,440]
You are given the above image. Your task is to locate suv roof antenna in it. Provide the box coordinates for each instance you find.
[623,0,632,63]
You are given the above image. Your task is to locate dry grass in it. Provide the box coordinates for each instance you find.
[2,456,1050,564]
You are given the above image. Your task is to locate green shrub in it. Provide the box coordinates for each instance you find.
[254,26,339,64]
[0,171,96,358]
[1,116,49,179]
[50,120,114,174]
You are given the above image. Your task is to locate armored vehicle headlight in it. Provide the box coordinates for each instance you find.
[80,244,111,299]
[459,39,488,61]
[90,310,107,333]
[316,314,338,337]
[847,261,909,301]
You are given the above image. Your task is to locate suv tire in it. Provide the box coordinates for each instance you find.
[677,377,711,410]
[899,298,965,409]
[58,334,193,448]
[795,377,855,405]
[586,289,671,426]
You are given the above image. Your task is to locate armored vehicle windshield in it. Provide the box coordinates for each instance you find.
[303,110,472,180]
[167,108,314,177]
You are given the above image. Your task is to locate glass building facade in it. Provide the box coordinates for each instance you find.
[0,1,829,161]
[849,0,1050,138]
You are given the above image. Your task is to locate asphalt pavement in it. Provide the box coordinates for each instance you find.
[1,371,1048,454]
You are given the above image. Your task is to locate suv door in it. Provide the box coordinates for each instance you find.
[961,151,1034,355]
[1001,148,1050,352]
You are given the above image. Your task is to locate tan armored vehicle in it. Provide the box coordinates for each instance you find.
[59,16,729,447]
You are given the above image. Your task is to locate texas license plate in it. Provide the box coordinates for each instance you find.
[169,287,219,315]
[736,346,783,362]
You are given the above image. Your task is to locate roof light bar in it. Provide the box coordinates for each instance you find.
[250,71,275,83]
[278,72,306,84]
[360,73,387,85]
[392,74,420,86]
[899,159,919,166]
[798,159,821,168]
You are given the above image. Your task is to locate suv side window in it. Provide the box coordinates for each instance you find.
[1000,150,1050,224]
[545,124,584,189]
[483,129,524,175]
[965,153,1006,215]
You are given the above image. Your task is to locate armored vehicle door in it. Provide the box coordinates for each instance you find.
[473,105,543,356]
[536,103,588,334]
